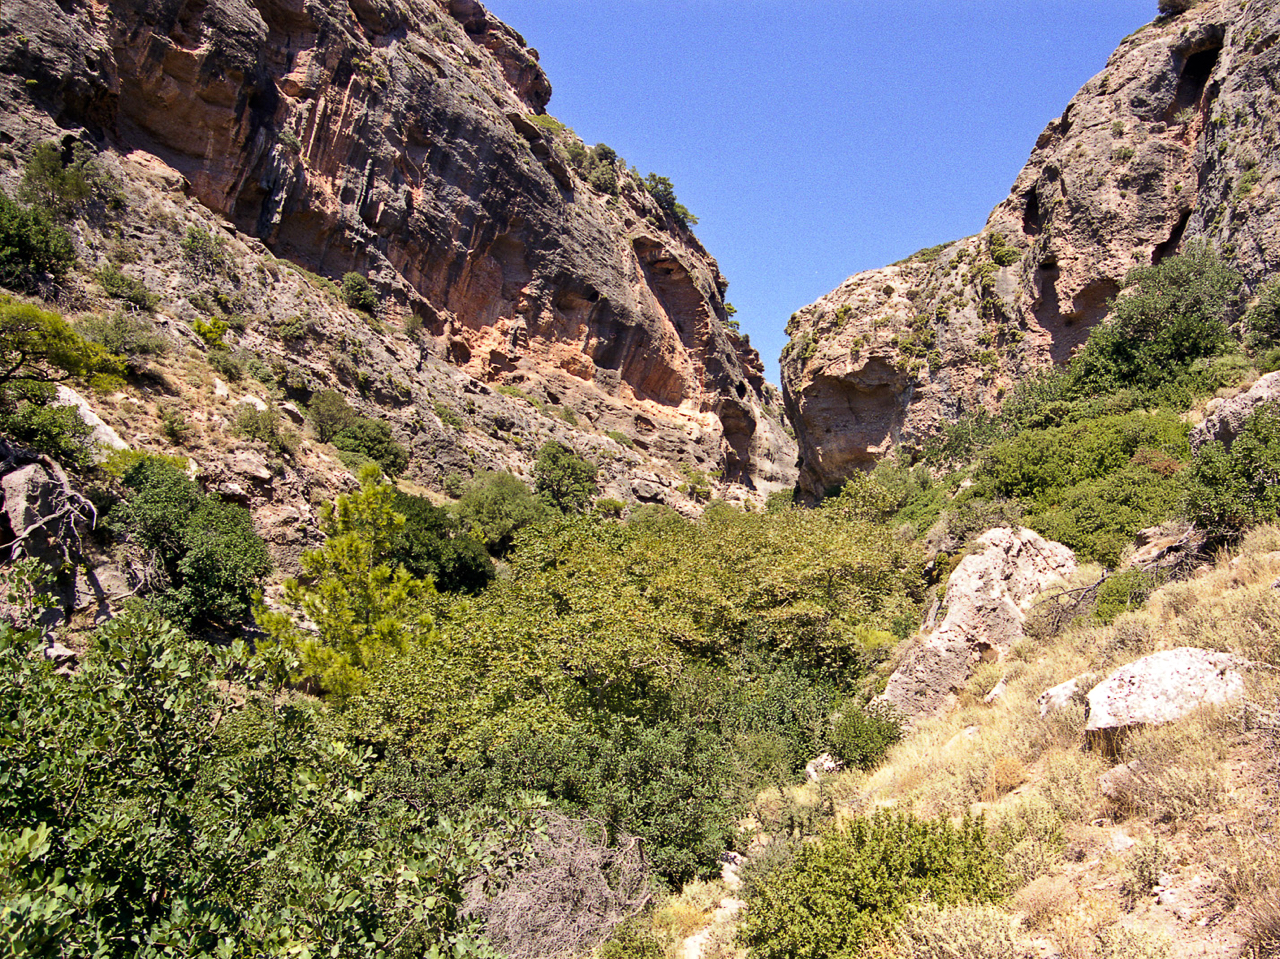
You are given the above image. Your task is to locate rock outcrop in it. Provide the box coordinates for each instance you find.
[782,0,1280,496]
[1084,647,1245,746]
[881,527,1076,720]
[1191,370,1280,450]
[0,0,793,502]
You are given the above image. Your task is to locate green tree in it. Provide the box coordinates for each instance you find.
[455,470,549,554]
[109,457,271,630]
[342,272,378,313]
[1069,241,1240,396]
[308,388,356,442]
[257,468,434,698]
[18,142,90,220]
[1185,404,1280,534]
[533,441,598,513]
[0,607,505,958]
[0,192,76,291]
[643,173,698,227]
[389,490,495,593]
[0,299,124,389]
[331,416,410,476]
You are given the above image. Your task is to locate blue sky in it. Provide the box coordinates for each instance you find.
[480,0,1156,384]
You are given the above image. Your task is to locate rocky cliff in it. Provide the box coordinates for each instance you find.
[782,0,1280,497]
[0,0,793,514]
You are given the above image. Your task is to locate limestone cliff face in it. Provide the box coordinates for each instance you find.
[1,0,792,495]
[782,0,1280,497]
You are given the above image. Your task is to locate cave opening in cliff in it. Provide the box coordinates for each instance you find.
[1023,188,1042,236]
[1152,209,1191,264]
[1172,44,1221,112]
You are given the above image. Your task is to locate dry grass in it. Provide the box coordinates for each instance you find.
[1016,874,1078,930]
[890,903,1021,959]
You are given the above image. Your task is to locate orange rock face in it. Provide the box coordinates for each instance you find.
[4,0,794,493]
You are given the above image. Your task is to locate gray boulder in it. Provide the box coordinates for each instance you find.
[1085,647,1245,745]
[881,527,1077,720]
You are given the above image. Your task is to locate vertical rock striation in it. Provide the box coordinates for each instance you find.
[782,0,1280,497]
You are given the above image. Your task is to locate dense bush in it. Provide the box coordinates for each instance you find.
[644,173,698,227]
[1067,242,1239,398]
[76,311,167,368]
[231,404,299,458]
[109,457,271,631]
[0,191,76,292]
[739,811,1007,959]
[389,490,495,593]
[829,701,903,770]
[180,226,232,280]
[533,440,598,513]
[454,470,549,554]
[18,141,123,221]
[331,416,409,476]
[0,609,504,959]
[342,271,378,313]
[308,388,356,442]
[1185,404,1280,534]
[0,385,95,470]
[95,264,158,311]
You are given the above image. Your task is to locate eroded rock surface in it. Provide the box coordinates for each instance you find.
[881,527,1076,720]
[0,0,793,500]
[783,0,1280,496]
[1191,370,1280,450]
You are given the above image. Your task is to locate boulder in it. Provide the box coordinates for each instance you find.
[880,527,1076,720]
[1037,673,1099,719]
[54,386,128,458]
[804,753,842,782]
[1190,371,1280,451]
[1085,648,1245,745]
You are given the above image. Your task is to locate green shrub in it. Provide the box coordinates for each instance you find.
[180,226,232,280]
[76,311,167,366]
[1068,242,1239,397]
[109,458,271,630]
[595,497,627,518]
[341,272,377,313]
[17,141,122,221]
[987,233,1021,267]
[308,388,356,442]
[192,316,228,347]
[0,610,499,959]
[0,191,76,291]
[388,490,494,593]
[597,920,665,959]
[533,440,598,513]
[95,264,158,311]
[739,810,1007,959]
[207,347,243,381]
[454,470,549,554]
[231,405,299,458]
[331,417,409,476]
[1185,404,1280,534]
[1245,276,1280,349]
[829,702,902,770]
[0,386,95,470]
[644,173,698,227]
[433,400,464,429]
[604,427,634,448]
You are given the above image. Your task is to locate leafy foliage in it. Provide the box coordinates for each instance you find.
[454,471,549,555]
[109,457,271,631]
[76,311,167,368]
[95,264,158,311]
[342,272,378,313]
[256,468,432,698]
[0,609,506,959]
[533,441,598,513]
[308,388,356,442]
[643,173,698,228]
[0,192,76,292]
[388,490,495,593]
[0,384,95,470]
[1185,404,1280,533]
[231,404,299,458]
[0,298,120,391]
[1068,242,1239,398]
[17,141,123,221]
[739,811,1007,959]
[331,417,410,476]
[180,227,232,280]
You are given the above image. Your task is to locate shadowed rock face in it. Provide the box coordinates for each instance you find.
[782,0,1280,497]
[1,0,793,492]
